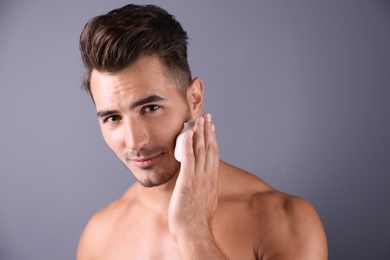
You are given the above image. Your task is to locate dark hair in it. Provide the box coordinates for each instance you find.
[79,4,192,98]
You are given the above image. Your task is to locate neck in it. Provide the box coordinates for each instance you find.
[133,170,179,214]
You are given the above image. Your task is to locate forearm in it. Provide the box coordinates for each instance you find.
[174,229,229,260]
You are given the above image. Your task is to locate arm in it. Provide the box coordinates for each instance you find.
[76,208,110,260]
[77,219,96,260]
[261,197,328,260]
[169,113,229,259]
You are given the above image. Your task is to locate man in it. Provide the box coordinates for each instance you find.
[77,4,327,259]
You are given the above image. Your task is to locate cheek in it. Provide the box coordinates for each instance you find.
[101,128,124,154]
[149,122,182,150]
[152,127,176,148]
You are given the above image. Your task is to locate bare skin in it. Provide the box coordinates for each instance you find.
[77,55,327,260]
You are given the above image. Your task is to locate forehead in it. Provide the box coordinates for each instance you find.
[90,55,179,109]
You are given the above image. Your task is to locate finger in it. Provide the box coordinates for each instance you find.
[180,129,195,174]
[193,116,206,174]
[204,113,219,174]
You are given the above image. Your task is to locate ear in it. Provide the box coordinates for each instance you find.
[186,77,204,118]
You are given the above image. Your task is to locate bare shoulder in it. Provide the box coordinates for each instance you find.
[219,162,328,259]
[251,192,327,259]
[76,191,133,260]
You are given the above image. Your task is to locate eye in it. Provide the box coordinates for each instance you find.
[143,105,160,114]
[104,115,122,123]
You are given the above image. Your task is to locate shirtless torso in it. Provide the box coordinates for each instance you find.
[77,161,327,259]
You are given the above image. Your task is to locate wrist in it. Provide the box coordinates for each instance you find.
[172,226,229,260]
[171,220,211,241]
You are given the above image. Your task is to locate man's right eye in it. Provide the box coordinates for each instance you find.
[104,115,121,123]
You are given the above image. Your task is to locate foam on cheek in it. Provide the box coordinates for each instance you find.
[174,120,195,162]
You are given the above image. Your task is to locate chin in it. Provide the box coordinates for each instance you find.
[134,161,180,188]
[137,172,176,188]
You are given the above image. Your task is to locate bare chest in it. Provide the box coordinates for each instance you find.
[98,210,259,260]
[99,216,181,260]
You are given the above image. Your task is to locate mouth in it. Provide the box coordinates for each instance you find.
[130,154,162,169]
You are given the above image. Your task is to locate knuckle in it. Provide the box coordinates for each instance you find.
[196,146,206,155]
[206,143,218,154]
[186,155,195,163]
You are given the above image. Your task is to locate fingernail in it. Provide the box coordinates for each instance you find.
[206,113,212,122]
[212,124,216,132]
[199,117,205,126]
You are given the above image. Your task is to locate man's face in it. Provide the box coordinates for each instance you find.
[90,55,191,187]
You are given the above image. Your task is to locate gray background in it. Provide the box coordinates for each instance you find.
[1,0,389,259]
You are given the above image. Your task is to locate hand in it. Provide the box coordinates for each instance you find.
[168,113,220,239]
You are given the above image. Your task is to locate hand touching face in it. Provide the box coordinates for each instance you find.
[169,113,219,238]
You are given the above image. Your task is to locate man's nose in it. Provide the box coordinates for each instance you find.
[124,118,149,151]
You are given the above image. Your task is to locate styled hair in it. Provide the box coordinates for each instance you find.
[79,4,192,98]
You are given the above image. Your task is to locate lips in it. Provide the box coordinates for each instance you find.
[131,154,162,168]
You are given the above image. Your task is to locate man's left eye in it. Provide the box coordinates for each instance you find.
[143,105,160,113]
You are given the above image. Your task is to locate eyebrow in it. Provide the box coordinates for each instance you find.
[97,110,118,118]
[96,94,166,118]
[130,94,166,110]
